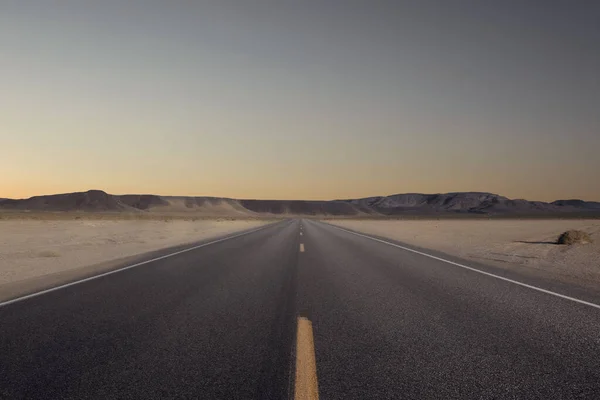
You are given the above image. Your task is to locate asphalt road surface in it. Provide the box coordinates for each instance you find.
[1,219,600,399]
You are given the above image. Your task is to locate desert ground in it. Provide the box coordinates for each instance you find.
[2,215,599,300]
[328,219,600,287]
[0,217,269,292]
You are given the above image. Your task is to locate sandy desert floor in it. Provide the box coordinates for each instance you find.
[0,219,268,287]
[328,219,600,287]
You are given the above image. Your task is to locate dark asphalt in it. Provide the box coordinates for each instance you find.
[2,219,600,399]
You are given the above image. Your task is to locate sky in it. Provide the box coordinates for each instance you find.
[1,1,599,201]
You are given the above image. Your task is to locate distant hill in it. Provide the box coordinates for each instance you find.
[0,190,136,212]
[1,190,599,217]
[551,199,600,210]
[0,191,255,217]
[340,192,574,215]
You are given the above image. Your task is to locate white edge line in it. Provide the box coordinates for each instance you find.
[326,223,600,310]
[0,223,277,308]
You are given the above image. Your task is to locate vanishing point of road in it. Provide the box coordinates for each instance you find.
[1,220,600,399]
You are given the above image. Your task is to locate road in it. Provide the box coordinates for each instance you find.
[1,219,600,399]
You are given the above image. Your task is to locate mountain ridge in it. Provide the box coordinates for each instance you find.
[1,190,599,216]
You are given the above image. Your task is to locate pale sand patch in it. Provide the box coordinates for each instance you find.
[0,219,268,287]
[328,220,600,285]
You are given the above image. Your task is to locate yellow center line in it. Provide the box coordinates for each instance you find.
[294,317,319,400]
[299,243,305,252]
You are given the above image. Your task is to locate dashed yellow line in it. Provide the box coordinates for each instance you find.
[300,243,305,252]
[294,317,319,400]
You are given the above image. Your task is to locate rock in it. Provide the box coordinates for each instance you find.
[557,230,593,245]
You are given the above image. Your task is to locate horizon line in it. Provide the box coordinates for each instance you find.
[1,189,597,204]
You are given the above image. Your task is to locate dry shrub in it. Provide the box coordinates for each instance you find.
[557,230,593,245]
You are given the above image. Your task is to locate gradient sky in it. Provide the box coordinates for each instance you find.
[2,1,599,201]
